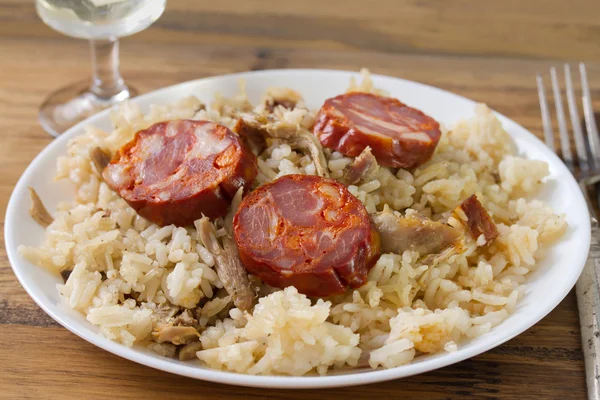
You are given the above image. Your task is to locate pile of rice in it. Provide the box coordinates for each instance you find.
[19,70,567,375]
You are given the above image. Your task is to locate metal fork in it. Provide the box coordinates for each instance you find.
[537,63,600,400]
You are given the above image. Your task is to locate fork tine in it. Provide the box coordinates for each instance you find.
[580,63,600,170]
[565,64,590,175]
[551,67,574,170]
[537,74,555,151]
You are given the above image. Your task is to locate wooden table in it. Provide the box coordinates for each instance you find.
[2,1,600,398]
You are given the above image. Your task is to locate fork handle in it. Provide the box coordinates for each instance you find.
[577,223,600,400]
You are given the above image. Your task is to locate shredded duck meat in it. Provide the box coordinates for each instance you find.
[453,194,499,242]
[340,146,379,185]
[235,115,329,177]
[89,146,111,176]
[196,217,254,311]
[152,325,199,345]
[372,206,463,258]
[28,187,53,227]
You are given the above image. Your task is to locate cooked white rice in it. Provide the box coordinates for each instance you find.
[19,70,567,375]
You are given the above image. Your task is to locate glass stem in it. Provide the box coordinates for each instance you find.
[89,38,128,99]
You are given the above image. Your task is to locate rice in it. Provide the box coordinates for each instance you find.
[18,70,567,376]
[197,287,360,375]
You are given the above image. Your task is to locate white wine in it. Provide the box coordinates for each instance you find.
[36,0,166,136]
[36,0,166,39]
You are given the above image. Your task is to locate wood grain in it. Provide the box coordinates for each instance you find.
[1,0,600,61]
[2,1,600,398]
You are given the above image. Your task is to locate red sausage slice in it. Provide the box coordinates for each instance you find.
[313,92,441,168]
[103,120,257,226]
[233,174,381,297]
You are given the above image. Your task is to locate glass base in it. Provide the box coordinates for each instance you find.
[39,81,137,137]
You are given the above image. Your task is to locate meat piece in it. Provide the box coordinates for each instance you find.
[266,99,297,113]
[234,117,268,155]
[153,304,180,325]
[90,147,111,176]
[340,146,379,185]
[313,92,441,168]
[224,187,244,237]
[264,87,302,113]
[152,325,199,345]
[233,174,381,297]
[284,131,329,178]
[173,309,197,327]
[103,120,258,226]
[453,195,499,242]
[196,217,254,311]
[372,207,463,256]
[178,341,204,361]
[28,187,53,227]
[234,116,329,177]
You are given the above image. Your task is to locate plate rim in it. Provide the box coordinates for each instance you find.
[4,68,591,388]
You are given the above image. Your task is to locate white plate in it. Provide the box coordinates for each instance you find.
[5,69,590,388]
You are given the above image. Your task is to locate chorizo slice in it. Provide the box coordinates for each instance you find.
[233,174,381,297]
[103,120,257,226]
[313,92,441,168]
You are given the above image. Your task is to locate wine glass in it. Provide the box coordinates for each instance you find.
[36,0,167,137]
